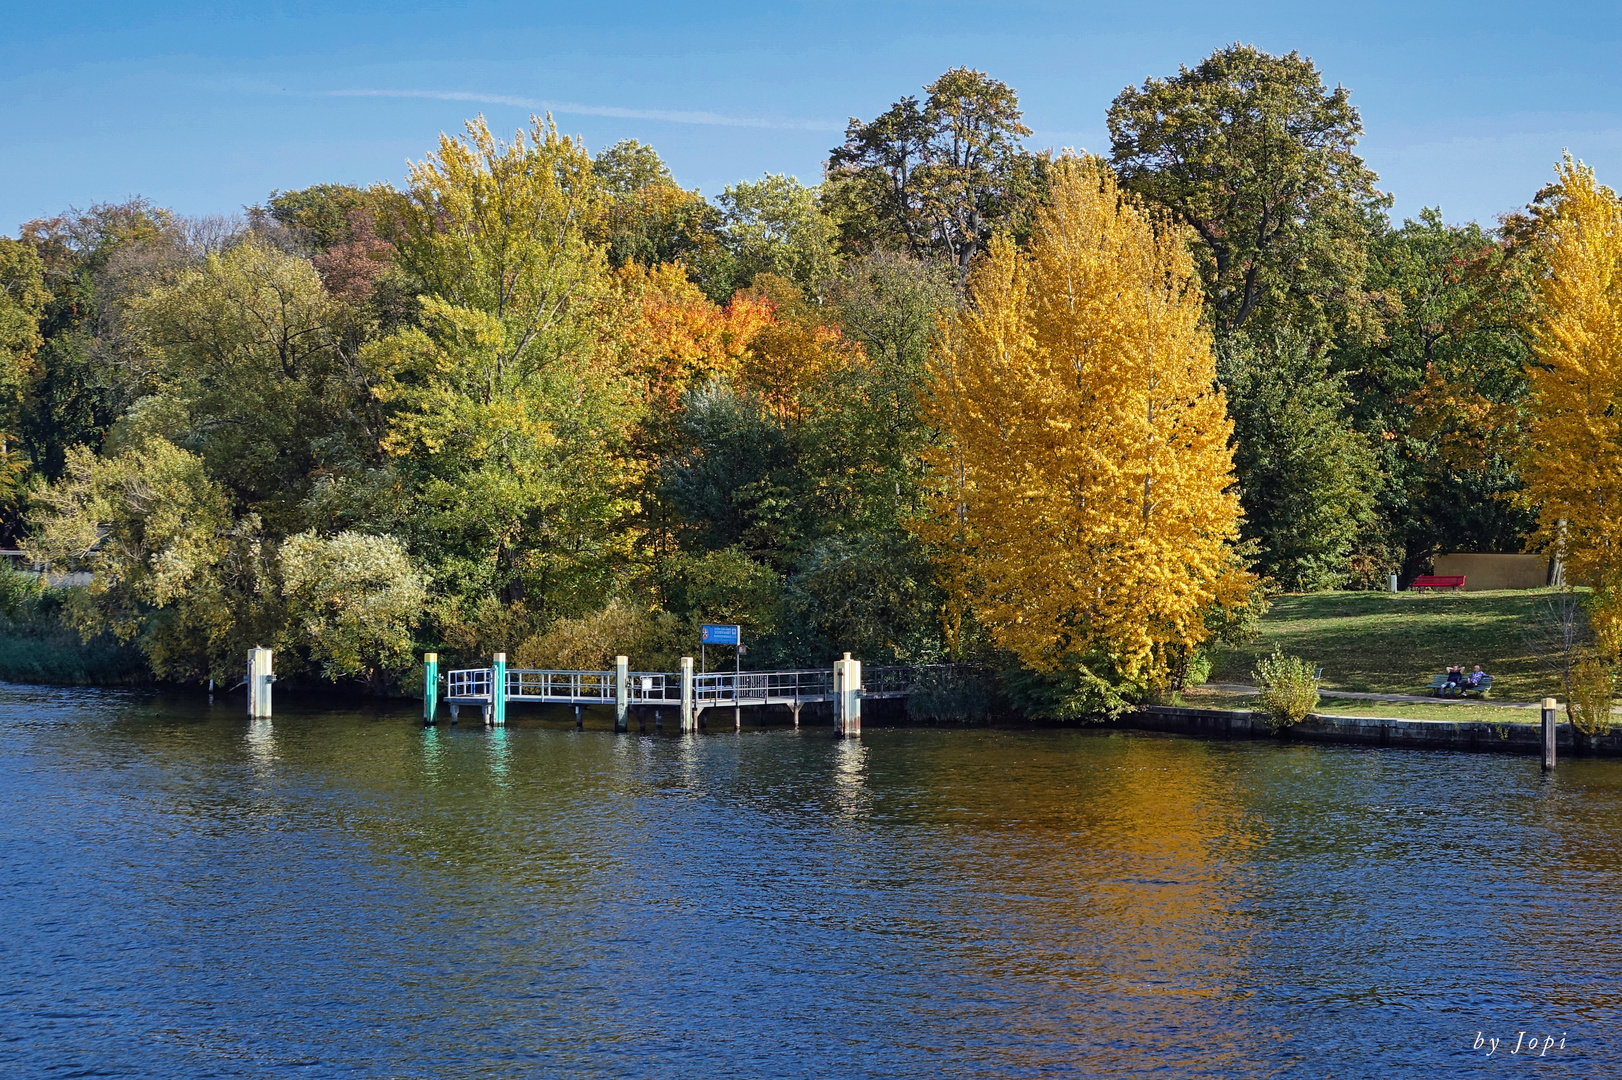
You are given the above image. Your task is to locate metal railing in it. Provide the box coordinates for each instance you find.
[446,663,959,705]
[447,667,492,700]
[693,668,832,705]
[447,667,684,704]
[506,669,614,703]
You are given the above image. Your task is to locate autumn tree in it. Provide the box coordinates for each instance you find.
[1518,158,1622,653]
[920,159,1249,711]
[826,67,1045,287]
[1108,44,1387,344]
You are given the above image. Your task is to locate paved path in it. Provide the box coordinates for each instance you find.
[1202,682,1546,710]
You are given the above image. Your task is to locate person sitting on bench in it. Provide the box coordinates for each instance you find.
[1465,665,1487,689]
[1445,665,1465,696]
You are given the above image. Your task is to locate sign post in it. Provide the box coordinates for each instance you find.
[701,625,742,727]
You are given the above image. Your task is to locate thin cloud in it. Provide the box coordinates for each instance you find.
[328,89,842,132]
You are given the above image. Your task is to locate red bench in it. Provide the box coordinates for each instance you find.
[1412,574,1466,593]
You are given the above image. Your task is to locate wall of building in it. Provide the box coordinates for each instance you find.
[1430,553,1556,591]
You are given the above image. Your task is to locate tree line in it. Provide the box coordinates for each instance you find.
[0,44,1611,715]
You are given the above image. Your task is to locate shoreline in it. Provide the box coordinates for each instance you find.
[1129,704,1622,757]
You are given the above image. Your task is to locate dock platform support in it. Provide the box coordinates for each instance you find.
[834,652,861,738]
[615,655,629,733]
[423,653,439,725]
[248,647,274,719]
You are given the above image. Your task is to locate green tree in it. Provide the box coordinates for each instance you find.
[826,67,1044,286]
[593,139,674,193]
[1221,333,1377,590]
[123,238,373,531]
[1344,209,1537,579]
[262,184,374,251]
[1108,44,1388,343]
[715,174,837,292]
[368,117,638,622]
[0,237,48,488]
[24,438,275,681]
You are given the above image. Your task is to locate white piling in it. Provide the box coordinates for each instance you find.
[615,655,629,733]
[680,656,695,732]
[834,652,862,737]
[248,647,274,718]
[1542,697,1558,771]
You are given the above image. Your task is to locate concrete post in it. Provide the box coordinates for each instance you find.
[491,652,507,727]
[615,655,629,732]
[248,647,273,718]
[680,656,695,732]
[1542,697,1558,771]
[423,653,439,725]
[1388,573,1400,594]
[834,652,862,737]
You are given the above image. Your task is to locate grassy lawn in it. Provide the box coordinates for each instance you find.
[1207,588,1568,703]
[1179,685,1540,723]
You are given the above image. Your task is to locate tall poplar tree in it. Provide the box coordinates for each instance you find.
[920,159,1249,704]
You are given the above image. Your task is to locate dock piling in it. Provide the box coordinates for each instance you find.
[491,653,507,727]
[1542,697,1558,771]
[834,652,862,737]
[248,647,274,719]
[680,656,695,732]
[423,653,439,726]
[614,655,629,732]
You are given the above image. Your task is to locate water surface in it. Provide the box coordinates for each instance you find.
[1,685,1616,1077]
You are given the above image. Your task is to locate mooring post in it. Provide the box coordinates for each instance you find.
[680,656,695,732]
[574,704,582,730]
[423,652,439,726]
[834,652,862,737]
[1542,697,1558,771]
[248,647,274,719]
[491,652,507,727]
[615,655,629,733]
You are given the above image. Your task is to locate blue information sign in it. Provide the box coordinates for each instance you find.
[700,623,741,645]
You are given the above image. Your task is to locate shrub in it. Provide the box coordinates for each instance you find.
[280,531,427,685]
[1568,655,1614,737]
[513,599,682,672]
[1253,647,1319,730]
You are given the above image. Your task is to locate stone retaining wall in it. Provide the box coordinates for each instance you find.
[1132,705,1622,757]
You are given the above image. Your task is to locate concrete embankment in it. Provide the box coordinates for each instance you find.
[1130,705,1622,757]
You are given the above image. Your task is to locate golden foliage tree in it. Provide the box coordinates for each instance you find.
[1521,160,1622,589]
[1518,158,1622,684]
[919,158,1248,685]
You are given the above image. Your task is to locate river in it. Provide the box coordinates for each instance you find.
[1,684,1616,1077]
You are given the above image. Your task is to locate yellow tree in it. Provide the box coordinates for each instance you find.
[920,158,1248,691]
[1519,158,1622,706]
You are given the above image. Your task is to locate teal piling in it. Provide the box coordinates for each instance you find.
[492,652,507,727]
[423,652,439,725]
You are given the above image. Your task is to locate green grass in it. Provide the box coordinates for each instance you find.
[1208,588,1568,703]
[0,615,150,685]
[1180,685,1540,723]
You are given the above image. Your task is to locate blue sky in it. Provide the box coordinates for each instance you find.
[5,1,1622,233]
